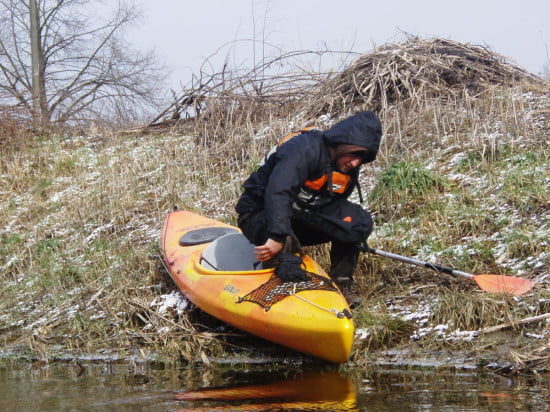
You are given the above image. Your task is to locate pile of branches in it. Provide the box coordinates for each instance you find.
[145,50,334,132]
[144,37,546,133]
[304,37,544,116]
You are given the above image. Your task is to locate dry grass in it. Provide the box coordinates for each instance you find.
[1,37,549,369]
[351,300,415,353]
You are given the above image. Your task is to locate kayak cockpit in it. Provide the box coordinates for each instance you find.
[200,232,264,272]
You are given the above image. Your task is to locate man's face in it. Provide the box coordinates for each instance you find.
[335,152,364,173]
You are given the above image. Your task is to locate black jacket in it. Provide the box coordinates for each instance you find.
[235,111,382,241]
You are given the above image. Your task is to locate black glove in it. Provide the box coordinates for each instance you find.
[357,240,368,252]
[275,253,308,282]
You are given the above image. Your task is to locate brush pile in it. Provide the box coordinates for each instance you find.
[304,37,544,116]
[147,37,545,132]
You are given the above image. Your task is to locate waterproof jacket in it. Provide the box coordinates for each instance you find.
[235,111,382,242]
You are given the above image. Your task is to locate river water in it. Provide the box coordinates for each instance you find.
[1,361,549,411]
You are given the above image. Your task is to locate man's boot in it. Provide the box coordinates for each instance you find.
[333,276,360,309]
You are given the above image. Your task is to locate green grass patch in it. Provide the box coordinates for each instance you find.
[496,153,548,212]
[435,241,496,273]
[500,227,548,261]
[53,155,78,175]
[1,232,24,255]
[369,161,447,219]
[32,177,54,198]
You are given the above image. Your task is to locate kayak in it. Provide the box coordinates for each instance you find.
[161,210,354,363]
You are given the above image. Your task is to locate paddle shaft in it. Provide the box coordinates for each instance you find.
[367,247,474,280]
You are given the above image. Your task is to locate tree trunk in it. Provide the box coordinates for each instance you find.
[29,0,48,126]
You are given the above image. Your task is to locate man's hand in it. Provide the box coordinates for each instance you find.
[254,238,283,262]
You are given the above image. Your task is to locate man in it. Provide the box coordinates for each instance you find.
[235,111,382,295]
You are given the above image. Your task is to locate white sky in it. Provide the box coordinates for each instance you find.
[129,0,550,90]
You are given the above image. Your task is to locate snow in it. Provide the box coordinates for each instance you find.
[150,290,189,316]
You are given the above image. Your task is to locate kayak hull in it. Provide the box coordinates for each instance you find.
[161,210,354,363]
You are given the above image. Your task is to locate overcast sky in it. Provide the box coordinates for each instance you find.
[128,0,549,89]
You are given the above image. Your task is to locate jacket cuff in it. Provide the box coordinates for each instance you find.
[269,233,287,243]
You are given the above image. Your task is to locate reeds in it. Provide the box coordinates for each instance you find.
[1,37,549,368]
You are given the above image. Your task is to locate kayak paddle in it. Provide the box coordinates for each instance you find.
[367,247,534,296]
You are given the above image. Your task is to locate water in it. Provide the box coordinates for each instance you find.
[1,361,548,411]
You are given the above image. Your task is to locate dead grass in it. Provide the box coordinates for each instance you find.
[430,292,515,331]
[352,300,415,353]
[1,37,549,369]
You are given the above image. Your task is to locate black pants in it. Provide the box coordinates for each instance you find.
[238,199,373,278]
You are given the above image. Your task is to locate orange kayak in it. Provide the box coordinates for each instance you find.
[161,210,354,363]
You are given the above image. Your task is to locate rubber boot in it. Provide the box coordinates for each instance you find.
[329,242,359,278]
[333,276,360,309]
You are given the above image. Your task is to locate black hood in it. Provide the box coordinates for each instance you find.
[323,111,382,163]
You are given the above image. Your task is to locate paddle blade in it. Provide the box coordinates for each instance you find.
[472,274,534,296]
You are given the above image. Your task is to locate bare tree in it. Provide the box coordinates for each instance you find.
[543,42,550,80]
[0,0,165,126]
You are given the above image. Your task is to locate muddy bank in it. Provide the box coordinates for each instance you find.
[2,289,548,376]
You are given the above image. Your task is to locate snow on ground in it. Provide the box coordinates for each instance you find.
[1,90,548,356]
[150,290,189,317]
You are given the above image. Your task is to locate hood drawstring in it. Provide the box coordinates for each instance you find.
[356,180,364,203]
[353,168,364,203]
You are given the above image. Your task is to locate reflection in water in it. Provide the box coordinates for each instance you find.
[175,370,357,411]
[1,362,549,411]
